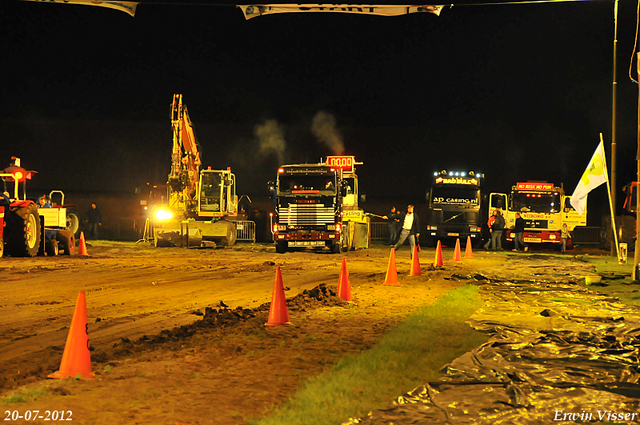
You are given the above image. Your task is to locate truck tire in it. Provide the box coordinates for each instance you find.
[6,204,41,257]
[56,230,75,255]
[276,240,287,254]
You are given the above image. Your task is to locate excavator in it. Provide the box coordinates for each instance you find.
[151,94,239,247]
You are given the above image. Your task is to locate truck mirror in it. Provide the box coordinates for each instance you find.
[267,181,275,195]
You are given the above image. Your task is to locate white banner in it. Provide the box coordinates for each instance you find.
[239,4,444,20]
[570,140,608,215]
[21,1,138,17]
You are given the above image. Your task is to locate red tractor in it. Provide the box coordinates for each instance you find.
[1,157,75,257]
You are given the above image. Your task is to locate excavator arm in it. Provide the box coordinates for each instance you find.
[168,94,201,214]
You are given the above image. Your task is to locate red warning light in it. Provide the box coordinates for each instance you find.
[10,168,27,182]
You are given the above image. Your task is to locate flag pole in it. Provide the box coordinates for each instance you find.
[610,0,619,257]
[601,133,621,262]
[634,53,640,280]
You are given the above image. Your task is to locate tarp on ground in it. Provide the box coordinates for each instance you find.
[345,261,640,424]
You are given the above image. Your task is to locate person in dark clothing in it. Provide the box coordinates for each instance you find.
[513,212,529,252]
[0,191,10,214]
[84,202,102,239]
[1,191,11,235]
[490,209,505,250]
[383,206,401,246]
[393,204,420,258]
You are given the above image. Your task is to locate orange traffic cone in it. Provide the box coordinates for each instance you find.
[265,267,291,326]
[433,240,444,267]
[383,248,400,286]
[465,236,474,259]
[337,257,353,302]
[48,291,95,380]
[410,244,422,276]
[453,238,462,262]
[78,231,88,256]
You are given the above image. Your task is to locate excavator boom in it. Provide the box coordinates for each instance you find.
[168,94,201,213]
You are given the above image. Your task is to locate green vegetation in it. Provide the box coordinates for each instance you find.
[579,255,640,307]
[250,285,487,425]
[1,388,48,404]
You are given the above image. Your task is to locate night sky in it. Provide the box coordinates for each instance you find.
[1,0,638,218]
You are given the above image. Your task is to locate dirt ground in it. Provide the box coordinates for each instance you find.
[0,241,601,424]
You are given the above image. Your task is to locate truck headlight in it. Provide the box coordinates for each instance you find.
[155,209,173,220]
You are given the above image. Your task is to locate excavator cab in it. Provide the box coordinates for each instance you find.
[197,168,237,217]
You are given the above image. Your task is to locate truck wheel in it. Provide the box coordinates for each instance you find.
[276,240,287,254]
[331,241,340,254]
[7,204,41,257]
[56,230,75,255]
[66,212,80,236]
[46,239,59,256]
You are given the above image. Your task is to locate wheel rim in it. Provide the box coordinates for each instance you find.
[26,214,38,249]
[66,213,79,234]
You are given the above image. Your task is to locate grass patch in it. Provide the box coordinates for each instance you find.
[579,256,640,307]
[250,285,487,425]
[1,388,48,405]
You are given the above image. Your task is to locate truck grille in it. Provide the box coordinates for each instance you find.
[432,210,479,225]
[280,205,334,226]
[525,219,549,229]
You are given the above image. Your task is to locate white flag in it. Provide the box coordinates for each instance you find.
[20,0,138,17]
[570,140,608,215]
[238,4,444,20]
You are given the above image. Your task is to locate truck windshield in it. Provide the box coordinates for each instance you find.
[430,186,479,206]
[278,175,336,196]
[512,193,560,213]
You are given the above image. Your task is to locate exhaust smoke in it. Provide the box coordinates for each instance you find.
[312,111,344,155]
[255,119,286,165]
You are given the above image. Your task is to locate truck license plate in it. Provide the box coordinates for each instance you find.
[524,238,541,243]
[447,233,459,237]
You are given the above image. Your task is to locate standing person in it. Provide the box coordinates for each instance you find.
[383,206,401,246]
[84,202,102,239]
[490,209,505,251]
[393,204,420,258]
[484,211,496,250]
[513,212,529,252]
[561,223,571,253]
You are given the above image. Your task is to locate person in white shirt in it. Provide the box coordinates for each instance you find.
[393,204,420,258]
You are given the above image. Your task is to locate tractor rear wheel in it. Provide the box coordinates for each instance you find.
[6,204,41,257]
